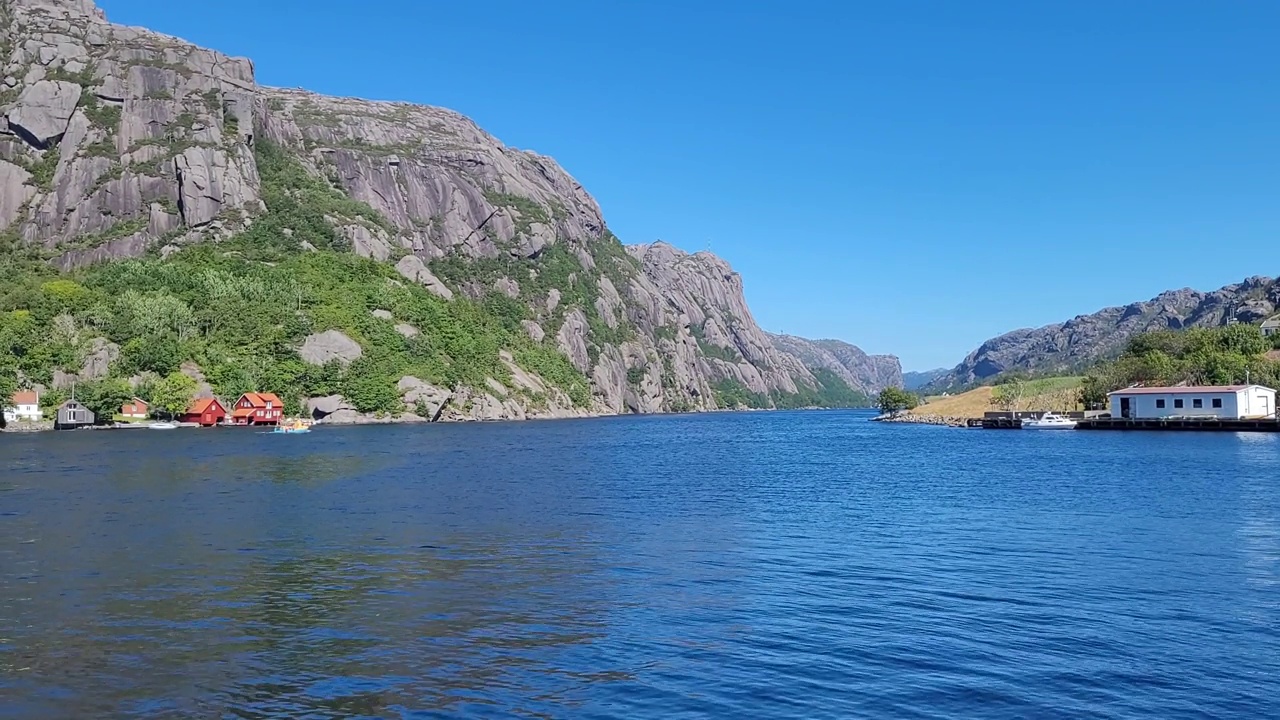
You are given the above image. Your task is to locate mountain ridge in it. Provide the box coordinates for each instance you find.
[932,275,1280,389]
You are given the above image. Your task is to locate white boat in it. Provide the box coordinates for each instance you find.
[1021,412,1077,430]
[147,422,179,430]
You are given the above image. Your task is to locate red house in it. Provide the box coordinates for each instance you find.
[180,397,227,427]
[120,397,149,419]
[230,392,283,426]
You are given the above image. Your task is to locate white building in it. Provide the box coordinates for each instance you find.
[1108,385,1276,420]
[5,390,43,422]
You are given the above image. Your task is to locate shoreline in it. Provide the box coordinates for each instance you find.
[1,405,881,434]
[873,412,973,428]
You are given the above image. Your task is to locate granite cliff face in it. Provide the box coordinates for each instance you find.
[0,0,892,419]
[935,276,1280,388]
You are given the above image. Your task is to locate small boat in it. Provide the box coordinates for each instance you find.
[1021,412,1077,430]
[273,419,312,434]
[148,422,179,430]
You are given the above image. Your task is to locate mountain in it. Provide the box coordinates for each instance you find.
[902,369,947,391]
[768,334,902,395]
[0,0,889,420]
[932,276,1280,389]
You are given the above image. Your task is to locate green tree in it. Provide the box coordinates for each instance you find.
[151,372,198,418]
[878,387,919,414]
[78,378,134,421]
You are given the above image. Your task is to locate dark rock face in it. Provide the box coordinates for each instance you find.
[934,276,1280,388]
[768,334,903,394]
[0,0,891,418]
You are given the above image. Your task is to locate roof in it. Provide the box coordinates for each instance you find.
[1108,385,1274,396]
[186,397,223,415]
[238,392,282,407]
[11,390,37,405]
[232,407,258,418]
[130,397,148,407]
[1262,316,1280,327]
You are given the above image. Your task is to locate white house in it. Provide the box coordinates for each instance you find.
[5,390,43,422]
[1108,385,1277,420]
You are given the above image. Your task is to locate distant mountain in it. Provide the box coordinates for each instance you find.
[903,369,948,391]
[931,276,1280,389]
[768,335,903,395]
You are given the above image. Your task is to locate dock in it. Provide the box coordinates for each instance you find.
[1076,417,1280,432]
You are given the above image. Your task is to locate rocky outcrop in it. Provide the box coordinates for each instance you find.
[395,255,453,299]
[299,330,362,365]
[627,241,811,398]
[8,80,81,147]
[769,334,902,394]
[0,0,263,263]
[935,276,1280,388]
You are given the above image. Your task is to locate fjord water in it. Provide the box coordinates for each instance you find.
[2,413,1278,718]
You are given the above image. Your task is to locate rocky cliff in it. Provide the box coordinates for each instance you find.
[0,0,891,419]
[768,334,902,395]
[934,276,1280,388]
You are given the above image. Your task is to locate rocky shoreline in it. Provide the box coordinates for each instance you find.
[873,413,973,428]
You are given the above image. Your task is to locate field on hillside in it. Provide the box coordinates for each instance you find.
[910,377,1084,418]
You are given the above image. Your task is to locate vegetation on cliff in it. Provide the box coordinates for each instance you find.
[0,140,591,417]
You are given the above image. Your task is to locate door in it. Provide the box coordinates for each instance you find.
[1120,397,1132,419]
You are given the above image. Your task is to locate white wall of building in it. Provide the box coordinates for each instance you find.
[1109,387,1277,419]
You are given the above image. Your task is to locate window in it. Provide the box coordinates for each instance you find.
[1156,399,1166,409]
[1193,399,1203,409]
[1212,398,1223,409]
[1174,399,1184,409]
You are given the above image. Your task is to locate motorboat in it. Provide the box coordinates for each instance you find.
[147,422,178,430]
[273,419,312,434]
[1021,412,1077,430]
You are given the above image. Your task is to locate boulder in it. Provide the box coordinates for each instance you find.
[7,80,81,147]
[556,308,591,373]
[307,394,355,420]
[394,323,419,338]
[395,255,454,300]
[521,320,545,343]
[494,276,520,298]
[80,337,119,380]
[397,376,451,420]
[371,309,393,320]
[300,330,363,366]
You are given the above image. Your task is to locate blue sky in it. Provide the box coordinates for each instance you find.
[97,0,1280,370]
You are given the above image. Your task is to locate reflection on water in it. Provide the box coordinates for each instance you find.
[2,415,1280,718]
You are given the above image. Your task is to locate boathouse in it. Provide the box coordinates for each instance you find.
[55,400,95,429]
[180,397,227,427]
[230,392,283,426]
[1108,385,1276,420]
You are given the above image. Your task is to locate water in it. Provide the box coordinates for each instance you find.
[2,412,1279,718]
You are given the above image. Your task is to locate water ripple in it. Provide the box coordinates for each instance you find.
[2,412,1279,717]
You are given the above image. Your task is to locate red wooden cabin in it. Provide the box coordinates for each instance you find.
[180,397,227,427]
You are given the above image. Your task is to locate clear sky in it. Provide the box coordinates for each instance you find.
[97,0,1280,370]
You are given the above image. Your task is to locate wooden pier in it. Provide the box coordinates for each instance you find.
[1075,417,1280,432]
